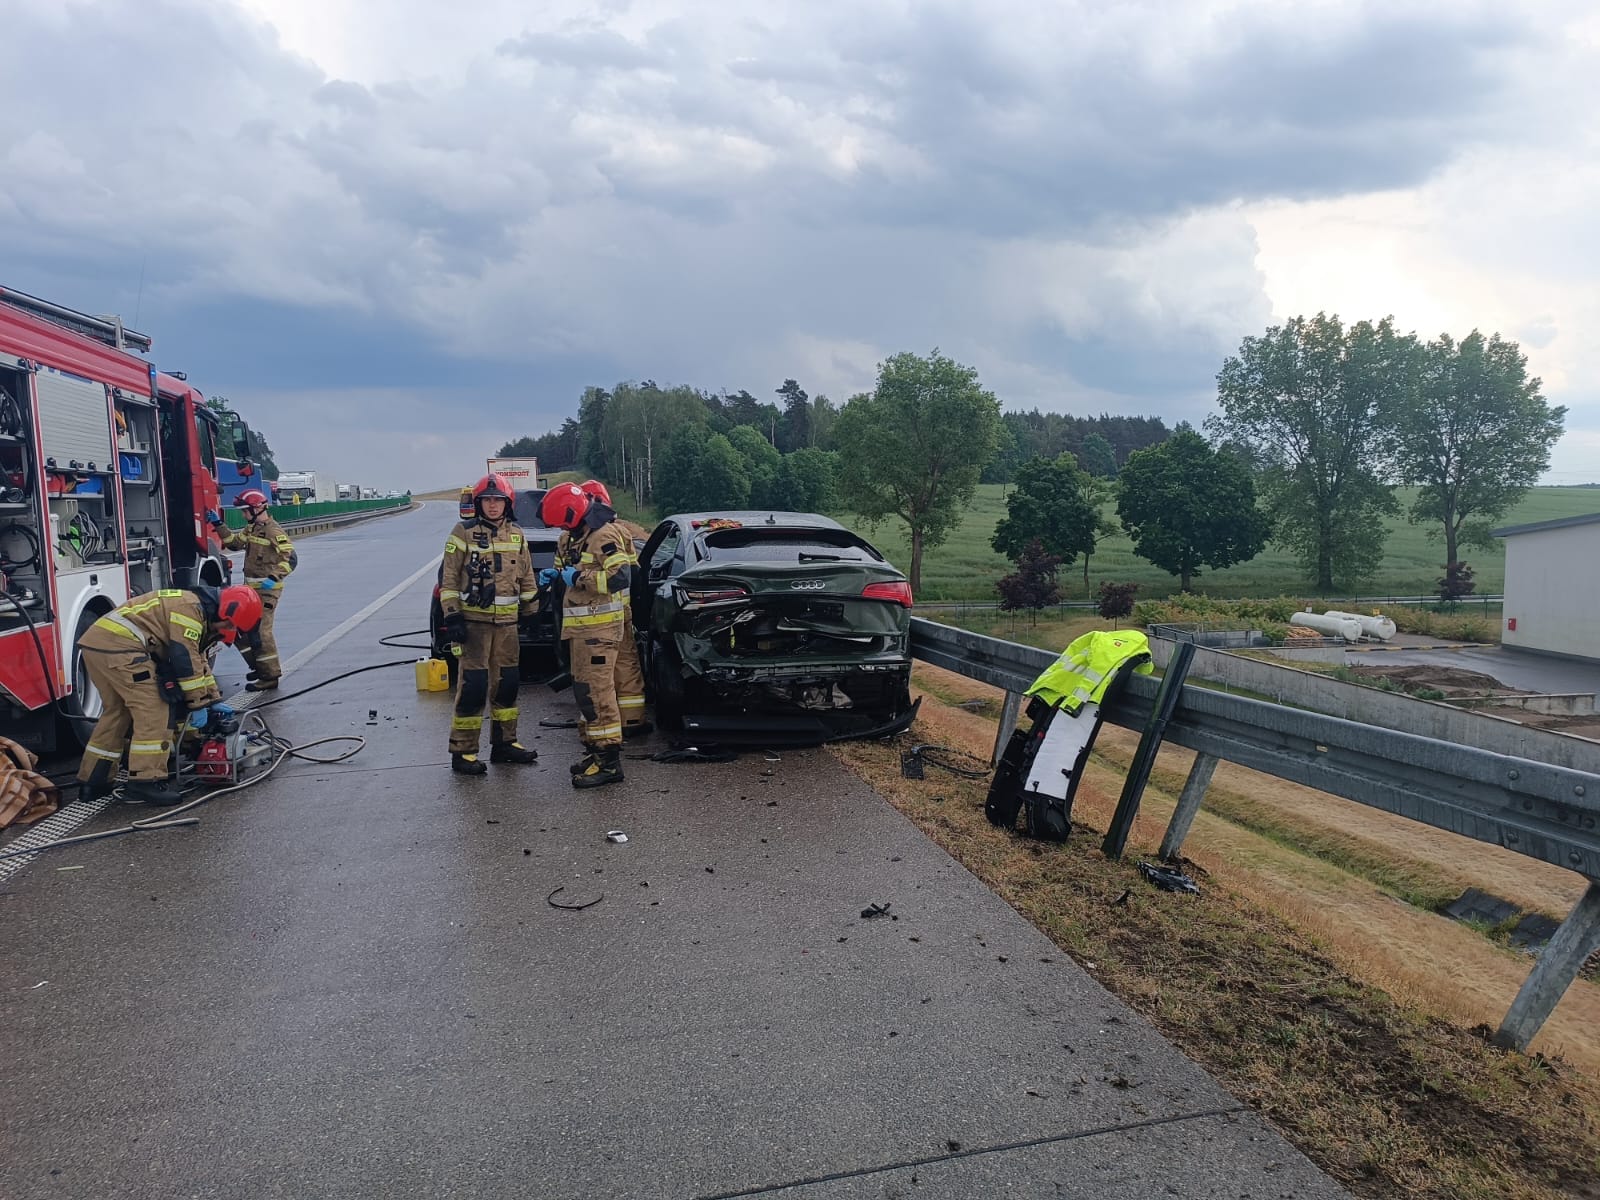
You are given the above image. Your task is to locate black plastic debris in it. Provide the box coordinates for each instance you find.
[901,743,990,780]
[547,886,604,911]
[652,745,739,764]
[538,717,581,729]
[1136,862,1199,894]
[860,902,892,920]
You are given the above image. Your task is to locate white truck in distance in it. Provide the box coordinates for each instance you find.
[278,471,338,502]
[486,456,540,491]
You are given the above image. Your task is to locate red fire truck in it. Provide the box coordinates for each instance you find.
[0,286,256,752]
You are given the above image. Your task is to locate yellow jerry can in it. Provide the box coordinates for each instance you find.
[415,658,451,692]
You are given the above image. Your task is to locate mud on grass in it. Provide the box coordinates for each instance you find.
[831,732,1600,1200]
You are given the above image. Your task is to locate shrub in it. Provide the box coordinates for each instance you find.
[1098,581,1139,626]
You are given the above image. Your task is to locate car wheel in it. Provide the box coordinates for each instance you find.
[650,639,685,733]
[63,605,108,748]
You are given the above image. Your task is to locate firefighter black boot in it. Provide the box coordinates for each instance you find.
[490,742,538,764]
[569,749,597,776]
[121,778,184,807]
[622,721,654,740]
[451,752,488,776]
[571,747,623,789]
[76,760,118,804]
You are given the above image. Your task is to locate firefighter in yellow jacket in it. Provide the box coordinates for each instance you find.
[541,482,632,788]
[564,480,649,739]
[75,585,263,806]
[440,474,539,775]
[210,488,295,692]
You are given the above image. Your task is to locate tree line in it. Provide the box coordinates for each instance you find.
[499,314,1564,599]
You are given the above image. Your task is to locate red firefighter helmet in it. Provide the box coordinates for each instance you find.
[216,585,263,643]
[235,488,269,510]
[540,481,590,530]
[471,473,513,517]
[580,479,612,506]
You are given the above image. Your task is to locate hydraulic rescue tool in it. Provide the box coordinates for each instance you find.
[178,709,278,788]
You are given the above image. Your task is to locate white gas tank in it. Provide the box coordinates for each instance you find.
[1323,610,1397,641]
[1290,610,1364,642]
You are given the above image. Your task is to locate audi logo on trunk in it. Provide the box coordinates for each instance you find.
[790,579,827,590]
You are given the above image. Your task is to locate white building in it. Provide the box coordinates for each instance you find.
[1494,511,1600,663]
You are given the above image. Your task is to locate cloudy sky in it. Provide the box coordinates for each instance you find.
[3,0,1595,492]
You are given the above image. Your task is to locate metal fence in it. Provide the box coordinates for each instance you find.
[908,615,1600,1053]
[222,495,412,530]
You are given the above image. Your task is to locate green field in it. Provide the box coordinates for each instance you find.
[562,472,1599,603]
[830,485,1600,603]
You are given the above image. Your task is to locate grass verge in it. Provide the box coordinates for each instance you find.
[831,721,1600,1199]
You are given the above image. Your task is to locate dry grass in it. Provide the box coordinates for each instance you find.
[831,677,1600,1199]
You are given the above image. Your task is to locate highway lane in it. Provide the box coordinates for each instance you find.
[0,508,1346,1199]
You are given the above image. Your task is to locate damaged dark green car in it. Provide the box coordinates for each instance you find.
[631,512,920,745]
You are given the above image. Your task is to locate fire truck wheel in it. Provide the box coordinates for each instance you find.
[63,606,107,747]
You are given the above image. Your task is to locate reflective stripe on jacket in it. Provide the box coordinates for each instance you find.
[561,516,632,634]
[80,589,222,710]
[1026,630,1154,713]
[440,519,536,625]
[221,516,296,585]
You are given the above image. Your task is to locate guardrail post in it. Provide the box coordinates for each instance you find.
[1103,642,1195,861]
[1158,752,1218,861]
[1493,881,1600,1052]
[992,691,1023,767]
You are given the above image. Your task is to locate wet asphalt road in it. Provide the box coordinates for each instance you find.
[0,504,1345,1199]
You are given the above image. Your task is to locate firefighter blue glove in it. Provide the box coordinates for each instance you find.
[557,566,579,587]
[206,509,223,527]
[212,703,235,720]
[537,567,558,587]
[188,706,211,728]
[258,577,279,590]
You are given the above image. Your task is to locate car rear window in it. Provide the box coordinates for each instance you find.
[515,491,549,528]
[698,528,883,563]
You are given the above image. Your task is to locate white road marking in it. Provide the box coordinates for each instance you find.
[2,514,439,881]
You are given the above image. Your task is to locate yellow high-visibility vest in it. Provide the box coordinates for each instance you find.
[1026,630,1154,713]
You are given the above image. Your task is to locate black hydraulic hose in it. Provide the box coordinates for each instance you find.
[247,658,418,708]
[378,627,434,650]
[0,582,97,729]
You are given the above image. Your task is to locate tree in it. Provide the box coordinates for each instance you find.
[776,379,811,453]
[653,427,750,513]
[1097,581,1138,627]
[990,454,1098,573]
[1208,314,1411,591]
[206,395,279,480]
[834,350,1002,593]
[727,425,781,507]
[1438,560,1476,606]
[1388,331,1566,567]
[1077,432,1118,478]
[996,539,1062,624]
[769,447,838,512]
[1116,429,1271,591]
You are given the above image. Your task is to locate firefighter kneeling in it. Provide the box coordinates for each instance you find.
[541,482,631,789]
[441,473,540,775]
[75,585,262,806]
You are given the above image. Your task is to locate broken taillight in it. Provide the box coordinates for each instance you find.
[681,583,752,604]
[862,581,914,608]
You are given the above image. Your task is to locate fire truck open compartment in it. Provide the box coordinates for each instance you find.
[114,390,169,594]
[1,361,48,630]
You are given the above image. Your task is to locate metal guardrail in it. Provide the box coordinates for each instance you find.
[909,616,1600,1053]
[914,594,1507,613]
[278,502,415,535]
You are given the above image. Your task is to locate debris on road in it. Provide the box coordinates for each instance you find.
[1137,861,1199,894]
[546,886,604,911]
[652,745,739,764]
[860,902,894,920]
[605,830,628,844]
